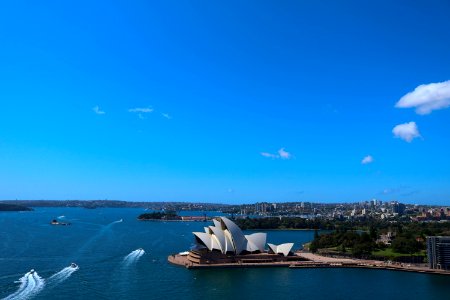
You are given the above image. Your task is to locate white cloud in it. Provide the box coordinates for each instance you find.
[93,105,105,115]
[161,113,172,119]
[261,148,293,159]
[261,152,278,159]
[128,107,154,113]
[278,148,292,159]
[395,80,450,114]
[361,155,374,164]
[392,121,421,142]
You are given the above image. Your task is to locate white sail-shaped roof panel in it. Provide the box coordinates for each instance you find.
[213,219,222,229]
[246,240,259,252]
[211,235,222,251]
[277,243,294,256]
[245,233,267,252]
[193,232,213,251]
[267,243,294,256]
[268,243,277,254]
[224,230,235,253]
[221,217,247,254]
[209,226,226,253]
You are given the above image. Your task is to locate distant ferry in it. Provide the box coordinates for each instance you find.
[50,219,71,226]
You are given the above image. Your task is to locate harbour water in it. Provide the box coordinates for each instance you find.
[1,208,449,299]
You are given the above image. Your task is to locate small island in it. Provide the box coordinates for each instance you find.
[0,203,33,212]
[138,211,182,221]
[138,211,209,221]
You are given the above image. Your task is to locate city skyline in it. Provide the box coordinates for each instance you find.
[0,1,449,204]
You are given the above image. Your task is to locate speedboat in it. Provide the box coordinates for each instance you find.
[30,269,35,274]
[70,263,78,268]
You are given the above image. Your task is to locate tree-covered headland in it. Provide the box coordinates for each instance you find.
[235,216,450,263]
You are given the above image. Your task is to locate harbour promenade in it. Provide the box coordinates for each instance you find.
[168,251,450,275]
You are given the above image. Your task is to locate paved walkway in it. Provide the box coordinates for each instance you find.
[296,252,357,263]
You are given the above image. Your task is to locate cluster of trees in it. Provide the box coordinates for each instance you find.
[0,203,33,211]
[309,229,377,257]
[137,211,180,220]
[390,234,422,254]
[237,216,450,235]
[309,221,450,259]
[235,217,335,230]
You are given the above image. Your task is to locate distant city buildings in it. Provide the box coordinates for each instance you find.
[393,202,406,215]
[8,199,448,223]
[229,200,450,222]
[427,236,450,270]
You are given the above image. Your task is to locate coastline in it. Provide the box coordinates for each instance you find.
[168,251,450,276]
[245,228,319,231]
[137,219,211,222]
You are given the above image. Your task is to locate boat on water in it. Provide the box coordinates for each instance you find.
[51,219,71,226]
[70,263,78,268]
[30,269,35,274]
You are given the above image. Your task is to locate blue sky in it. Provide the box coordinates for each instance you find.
[0,0,449,204]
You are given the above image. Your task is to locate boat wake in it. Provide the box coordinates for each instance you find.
[75,219,123,258]
[47,264,79,287]
[2,270,45,300]
[123,249,145,266]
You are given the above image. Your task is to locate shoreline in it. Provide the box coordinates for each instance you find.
[137,219,211,222]
[168,251,450,276]
[245,228,319,231]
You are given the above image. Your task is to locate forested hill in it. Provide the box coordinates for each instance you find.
[0,203,33,211]
[0,200,229,210]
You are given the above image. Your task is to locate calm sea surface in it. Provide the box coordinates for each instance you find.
[1,208,449,299]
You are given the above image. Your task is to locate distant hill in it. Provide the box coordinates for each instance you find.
[0,200,229,211]
[0,203,33,211]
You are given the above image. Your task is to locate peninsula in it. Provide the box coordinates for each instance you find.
[0,203,33,212]
[169,216,450,276]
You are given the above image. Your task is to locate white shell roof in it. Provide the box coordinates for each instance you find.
[245,232,267,252]
[193,217,269,255]
[267,243,294,256]
[193,217,293,256]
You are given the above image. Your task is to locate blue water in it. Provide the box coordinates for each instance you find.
[1,208,449,299]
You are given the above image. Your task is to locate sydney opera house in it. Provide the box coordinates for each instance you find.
[170,217,305,268]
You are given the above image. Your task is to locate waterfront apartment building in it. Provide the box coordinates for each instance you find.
[427,236,450,270]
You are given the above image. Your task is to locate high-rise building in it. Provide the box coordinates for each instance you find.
[393,202,406,215]
[427,236,450,270]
